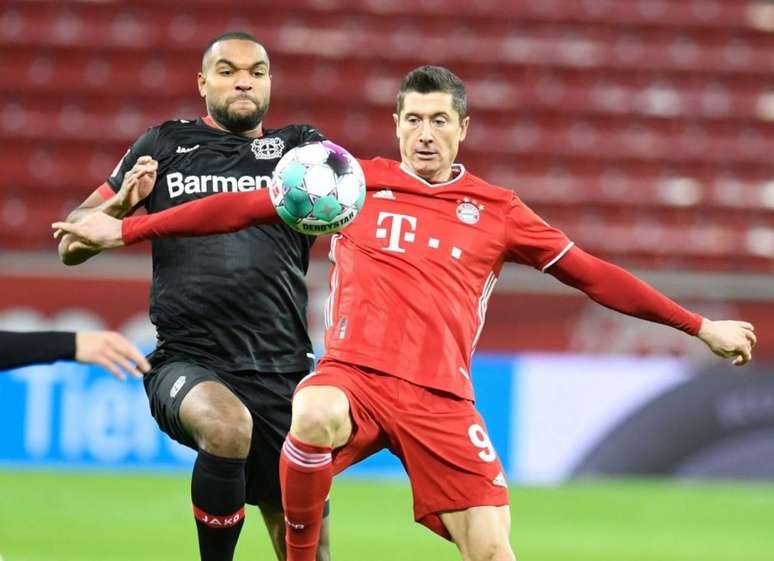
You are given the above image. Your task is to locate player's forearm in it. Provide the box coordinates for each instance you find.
[0,331,76,370]
[58,233,99,266]
[122,190,279,245]
[67,194,134,222]
[548,247,703,335]
[59,195,134,265]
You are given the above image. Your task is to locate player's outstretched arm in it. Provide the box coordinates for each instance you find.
[0,330,150,378]
[547,246,756,366]
[53,189,279,250]
[57,157,158,265]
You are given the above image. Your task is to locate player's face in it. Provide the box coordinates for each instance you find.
[198,39,271,134]
[394,92,469,183]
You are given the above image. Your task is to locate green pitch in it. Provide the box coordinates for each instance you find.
[0,471,772,561]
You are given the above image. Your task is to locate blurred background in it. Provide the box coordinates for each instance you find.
[1,1,773,560]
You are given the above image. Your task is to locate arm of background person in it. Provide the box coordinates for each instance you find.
[0,330,150,379]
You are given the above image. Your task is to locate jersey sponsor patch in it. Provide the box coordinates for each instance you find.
[166,172,271,198]
[176,144,200,153]
[251,137,285,160]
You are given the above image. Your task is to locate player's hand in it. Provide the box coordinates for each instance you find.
[697,318,757,366]
[52,212,125,250]
[75,331,151,380]
[117,155,157,210]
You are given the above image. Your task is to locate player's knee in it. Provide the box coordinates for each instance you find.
[463,536,514,561]
[195,407,253,458]
[291,396,347,446]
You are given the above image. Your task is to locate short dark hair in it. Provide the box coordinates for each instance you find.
[202,31,264,68]
[396,65,467,121]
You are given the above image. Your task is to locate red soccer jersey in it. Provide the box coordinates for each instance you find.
[322,158,573,401]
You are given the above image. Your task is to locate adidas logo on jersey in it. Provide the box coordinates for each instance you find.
[492,471,508,488]
[176,144,200,153]
[166,172,272,198]
[373,189,396,200]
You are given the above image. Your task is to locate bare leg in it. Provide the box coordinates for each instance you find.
[440,505,515,561]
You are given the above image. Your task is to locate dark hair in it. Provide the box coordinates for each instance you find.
[396,65,467,121]
[202,31,264,67]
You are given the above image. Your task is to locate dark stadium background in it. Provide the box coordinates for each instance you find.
[0,2,773,560]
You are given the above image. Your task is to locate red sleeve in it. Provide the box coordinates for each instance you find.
[548,246,703,336]
[505,194,574,270]
[122,190,280,245]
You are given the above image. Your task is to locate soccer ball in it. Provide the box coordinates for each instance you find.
[270,141,366,235]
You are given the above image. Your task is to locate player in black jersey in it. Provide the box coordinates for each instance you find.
[57,32,330,561]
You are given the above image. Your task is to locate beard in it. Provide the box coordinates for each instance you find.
[208,95,269,133]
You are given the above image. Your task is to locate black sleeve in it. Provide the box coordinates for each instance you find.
[0,331,77,370]
[104,127,162,194]
[300,125,326,143]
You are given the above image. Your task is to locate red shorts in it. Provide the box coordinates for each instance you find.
[297,358,510,539]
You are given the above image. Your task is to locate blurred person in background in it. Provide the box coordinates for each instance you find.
[54,65,757,561]
[0,329,149,378]
[55,31,330,561]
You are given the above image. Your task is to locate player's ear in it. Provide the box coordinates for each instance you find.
[393,113,400,138]
[197,72,206,98]
[459,116,470,142]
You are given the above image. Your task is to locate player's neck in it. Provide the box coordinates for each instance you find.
[202,115,264,138]
[403,162,460,184]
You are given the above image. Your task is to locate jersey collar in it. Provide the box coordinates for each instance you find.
[201,115,264,138]
[399,162,466,188]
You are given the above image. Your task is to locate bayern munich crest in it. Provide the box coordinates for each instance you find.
[251,137,285,160]
[456,198,484,224]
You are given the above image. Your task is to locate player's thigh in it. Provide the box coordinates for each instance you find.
[179,379,253,455]
[394,395,510,538]
[143,358,251,456]
[440,505,514,561]
[258,502,331,561]
[143,359,233,449]
[294,361,390,469]
[291,383,352,447]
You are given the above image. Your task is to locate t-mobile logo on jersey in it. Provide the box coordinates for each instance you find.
[375,211,463,259]
[376,212,417,253]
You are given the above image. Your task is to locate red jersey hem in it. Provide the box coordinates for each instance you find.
[319,353,475,402]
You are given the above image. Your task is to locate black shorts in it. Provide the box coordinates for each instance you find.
[143,355,308,508]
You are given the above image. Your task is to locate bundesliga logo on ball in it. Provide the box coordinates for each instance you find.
[270,141,366,235]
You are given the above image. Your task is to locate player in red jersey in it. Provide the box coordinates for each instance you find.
[55,66,756,561]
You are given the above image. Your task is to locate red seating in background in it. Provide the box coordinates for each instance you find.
[0,0,772,271]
